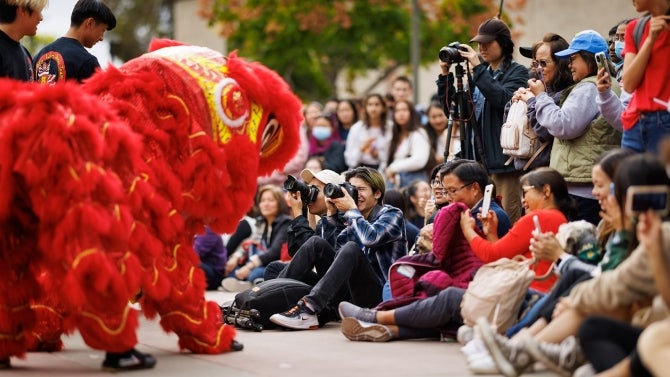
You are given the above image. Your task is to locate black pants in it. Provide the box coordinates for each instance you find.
[393,287,465,340]
[276,236,336,286]
[279,237,382,313]
[579,316,651,377]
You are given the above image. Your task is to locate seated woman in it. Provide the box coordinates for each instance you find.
[403,179,431,229]
[460,167,576,294]
[501,148,635,338]
[222,185,291,292]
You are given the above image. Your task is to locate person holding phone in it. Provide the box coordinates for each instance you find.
[529,30,622,226]
[460,167,575,294]
[442,160,511,239]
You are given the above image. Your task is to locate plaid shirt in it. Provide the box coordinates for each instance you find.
[335,204,407,284]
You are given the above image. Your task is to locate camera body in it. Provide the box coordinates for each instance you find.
[283,175,319,204]
[323,182,359,203]
[439,42,466,64]
[626,185,670,217]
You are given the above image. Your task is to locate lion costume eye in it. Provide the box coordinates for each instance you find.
[260,117,282,157]
[213,78,249,129]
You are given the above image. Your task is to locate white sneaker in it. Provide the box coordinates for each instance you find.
[468,351,500,375]
[221,277,252,292]
[269,299,319,330]
[461,337,487,357]
[457,325,474,345]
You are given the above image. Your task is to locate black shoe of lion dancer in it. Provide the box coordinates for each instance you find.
[102,348,157,372]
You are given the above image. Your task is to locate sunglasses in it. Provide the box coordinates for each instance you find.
[531,59,552,68]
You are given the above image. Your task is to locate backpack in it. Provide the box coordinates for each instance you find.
[633,15,651,50]
[499,100,549,170]
[220,278,334,331]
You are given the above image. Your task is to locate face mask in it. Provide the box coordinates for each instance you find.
[312,126,332,141]
[614,41,625,60]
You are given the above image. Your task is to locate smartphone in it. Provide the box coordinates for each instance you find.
[595,51,612,77]
[480,184,493,218]
[536,66,545,84]
[626,185,670,217]
[533,215,542,234]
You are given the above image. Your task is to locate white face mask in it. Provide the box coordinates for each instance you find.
[312,126,332,141]
[614,41,625,60]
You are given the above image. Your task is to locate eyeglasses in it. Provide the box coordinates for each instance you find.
[444,182,474,196]
[431,179,446,194]
[531,59,551,68]
[521,185,535,197]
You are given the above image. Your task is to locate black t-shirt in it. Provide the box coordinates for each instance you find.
[34,37,100,83]
[0,29,34,81]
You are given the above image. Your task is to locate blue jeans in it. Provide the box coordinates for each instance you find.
[622,110,670,153]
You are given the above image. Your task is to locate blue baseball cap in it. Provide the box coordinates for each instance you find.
[555,30,609,58]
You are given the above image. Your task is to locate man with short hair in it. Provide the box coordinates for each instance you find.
[270,167,407,330]
[34,0,116,83]
[0,0,47,81]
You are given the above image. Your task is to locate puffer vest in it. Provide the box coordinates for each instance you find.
[550,76,622,183]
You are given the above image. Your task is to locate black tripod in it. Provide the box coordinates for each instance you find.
[444,62,488,172]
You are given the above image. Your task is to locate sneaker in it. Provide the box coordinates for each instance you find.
[476,317,534,377]
[457,324,474,345]
[0,358,9,369]
[269,298,319,330]
[573,363,596,377]
[337,301,376,323]
[468,351,500,375]
[340,317,393,342]
[101,349,157,372]
[461,337,487,357]
[221,277,252,293]
[523,335,585,377]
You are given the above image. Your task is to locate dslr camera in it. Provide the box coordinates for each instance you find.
[439,42,467,64]
[323,182,359,203]
[283,175,319,204]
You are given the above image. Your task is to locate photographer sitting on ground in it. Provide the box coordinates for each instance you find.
[270,167,407,330]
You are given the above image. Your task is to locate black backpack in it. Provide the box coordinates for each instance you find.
[220,278,337,331]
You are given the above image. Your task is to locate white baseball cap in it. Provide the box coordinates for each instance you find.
[300,169,345,185]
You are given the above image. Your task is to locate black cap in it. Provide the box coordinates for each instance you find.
[519,46,533,59]
[471,18,512,43]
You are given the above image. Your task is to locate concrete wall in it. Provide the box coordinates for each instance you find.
[173,0,226,53]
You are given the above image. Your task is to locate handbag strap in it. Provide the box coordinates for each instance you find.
[522,140,550,171]
[511,254,555,281]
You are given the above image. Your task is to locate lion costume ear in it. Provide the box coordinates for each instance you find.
[148,39,185,52]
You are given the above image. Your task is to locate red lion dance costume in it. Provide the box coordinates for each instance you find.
[0,40,302,370]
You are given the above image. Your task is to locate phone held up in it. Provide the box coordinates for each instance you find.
[481,184,493,218]
[533,214,542,234]
[626,185,670,217]
[595,51,613,78]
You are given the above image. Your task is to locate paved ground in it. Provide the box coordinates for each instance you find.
[7,291,556,377]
